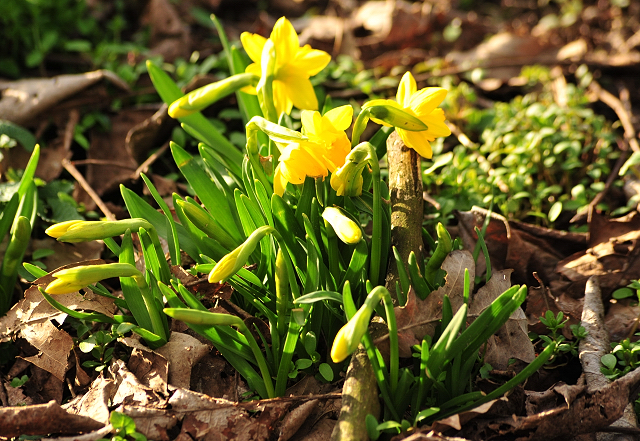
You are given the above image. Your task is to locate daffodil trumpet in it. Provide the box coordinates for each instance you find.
[46,219,153,243]
[164,307,275,398]
[168,73,259,118]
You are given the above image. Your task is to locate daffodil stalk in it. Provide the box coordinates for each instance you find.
[163,307,275,398]
[331,141,385,285]
[256,39,278,122]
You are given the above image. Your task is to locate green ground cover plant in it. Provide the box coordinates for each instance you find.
[424,66,622,227]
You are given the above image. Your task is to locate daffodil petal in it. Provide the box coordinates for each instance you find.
[271,17,299,68]
[398,129,433,158]
[397,71,417,107]
[293,45,331,76]
[422,109,452,137]
[300,110,318,136]
[409,87,448,116]
[240,33,267,64]
[280,74,318,111]
[324,105,353,131]
[272,80,294,116]
[273,163,288,196]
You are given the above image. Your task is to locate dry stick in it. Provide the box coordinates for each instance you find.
[385,131,425,301]
[62,159,115,221]
[588,81,640,154]
[579,276,638,441]
[131,141,170,180]
[330,347,380,441]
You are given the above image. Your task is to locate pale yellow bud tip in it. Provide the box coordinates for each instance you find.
[322,207,362,244]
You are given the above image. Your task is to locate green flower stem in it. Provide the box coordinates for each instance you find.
[246,121,275,195]
[164,308,275,398]
[364,143,384,286]
[275,313,301,396]
[325,219,341,281]
[380,289,398,393]
[361,331,399,422]
[275,249,288,337]
[257,39,277,123]
[351,109,371,148]
[133,274,167,342]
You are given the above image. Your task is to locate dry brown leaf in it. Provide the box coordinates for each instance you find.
[0,400,104,438]
[392,250,474,356]
[0,70,128,125]
[63,375,115,425]
[278,400,318,441]
[21,320,73,382]
[470,270,534,369]
[455,207,586,289]
[156,332,210,389]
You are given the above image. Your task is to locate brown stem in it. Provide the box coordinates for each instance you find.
[330,346,380,441]
[384,131,424,301]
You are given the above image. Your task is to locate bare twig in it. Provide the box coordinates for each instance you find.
[131,141,170,180]
[62,159,115,221]
[579,276,638,441]
[588,81,640,153]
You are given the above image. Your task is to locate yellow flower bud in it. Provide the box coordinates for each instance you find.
[46,219,152,243]
[331,305,373,363]
[45,263,142,295]
[208,225,275,283]
[322,207,362,244]
[45,220,83,239]
[168,73,258,118]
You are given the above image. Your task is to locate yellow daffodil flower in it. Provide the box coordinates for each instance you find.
[272,105,353,196]
[322,207,362,244]
[241,17,331,116]
[301,105,353,172]
[367,72,451,158]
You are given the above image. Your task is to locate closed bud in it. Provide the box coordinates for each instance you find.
[45,263,142,295]
[168,73,258,118]
[46,219,152,243]
[208,225,275,283]
[322,207,362,244]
